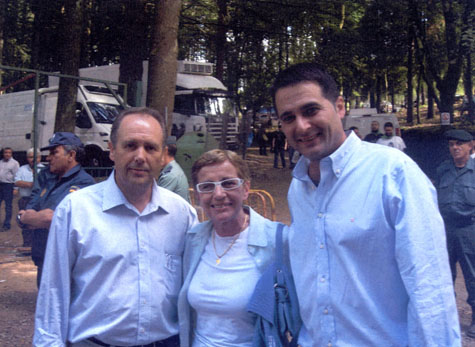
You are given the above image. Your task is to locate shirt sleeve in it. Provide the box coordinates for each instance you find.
[33,197,74,346]
[386,158,461,346]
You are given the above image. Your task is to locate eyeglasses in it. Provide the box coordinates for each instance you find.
[196,178,244,193]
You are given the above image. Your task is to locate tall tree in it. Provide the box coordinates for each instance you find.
[119,0,149,106]
[0,0,6,86]
[147,0,181,134]
[54,0,84,132]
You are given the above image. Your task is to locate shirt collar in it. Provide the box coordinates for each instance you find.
[62,164,82,179]
[102,172,170,215]
[293,132,360,181]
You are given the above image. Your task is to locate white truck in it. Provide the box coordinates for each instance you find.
[51,60,240,148]
[0,84,124,166]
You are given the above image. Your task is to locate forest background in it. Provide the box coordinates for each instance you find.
[0,0,474,133]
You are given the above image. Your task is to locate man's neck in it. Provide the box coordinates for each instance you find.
[308,161,320,185]
[115,175,153,213]
[454,157,469,168]
[163,156,173,167]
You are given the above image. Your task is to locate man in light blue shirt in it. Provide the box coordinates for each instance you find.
[34,107,198,347]
[14,147,44,247]
[271,63,461,346]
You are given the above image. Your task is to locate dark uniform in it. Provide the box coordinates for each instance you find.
[435,131,475,337]
[27,165,95,286]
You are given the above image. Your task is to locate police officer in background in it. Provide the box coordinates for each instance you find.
[18,132,95,287]
[435,129,475,338]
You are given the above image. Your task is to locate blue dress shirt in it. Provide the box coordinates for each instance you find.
[289,133,461,346]
[33,173,198,346]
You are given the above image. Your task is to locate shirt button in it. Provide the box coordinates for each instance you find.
[319,243,324,249]
[320,277,325,283]
[324,309,329,314]
[327,343,332,347]
[317,213,323,218]
[140,328,145,334]
[336,169,341,174]
[142,299,147,305]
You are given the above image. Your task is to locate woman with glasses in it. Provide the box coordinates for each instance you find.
[177,149,283,347]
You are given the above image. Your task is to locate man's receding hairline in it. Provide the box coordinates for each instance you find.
[115,112,164,139]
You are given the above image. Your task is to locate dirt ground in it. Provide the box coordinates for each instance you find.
[0,148,473,346]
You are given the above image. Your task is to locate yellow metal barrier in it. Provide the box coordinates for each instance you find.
[188,188,277,222]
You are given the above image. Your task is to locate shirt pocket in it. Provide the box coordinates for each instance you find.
[164,252,182,296]
[437,181,452,206]
[463,183,475,206]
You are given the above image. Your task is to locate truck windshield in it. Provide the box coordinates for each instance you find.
[196,96,236,117]
[88,102,123,124]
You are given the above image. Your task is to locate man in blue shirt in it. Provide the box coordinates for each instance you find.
[33,107,197,347]
[435,129,475,338]
[18,132,95,287]
[271,63,460,346]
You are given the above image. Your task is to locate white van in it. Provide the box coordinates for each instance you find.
[0,85,124,165]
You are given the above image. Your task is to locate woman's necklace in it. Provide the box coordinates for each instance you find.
[212,214,249,265]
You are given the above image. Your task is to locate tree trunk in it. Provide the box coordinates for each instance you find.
[147,0,181,134]
[119,0,147,106]
[406,35,414,125]
[54,0,84,133]
[0,0,6,86]
[215,0,228,81]
[427,86,434,119]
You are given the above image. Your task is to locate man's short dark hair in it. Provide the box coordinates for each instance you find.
[271,62,340,112]
[384,122,393,128]
[63,145,85,163]
[167,144,177,157]
[2,147,12,152]
[110,107,166,146]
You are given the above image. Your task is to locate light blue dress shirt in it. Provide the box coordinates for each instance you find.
[289,133,461,346]
[33,173,198,346]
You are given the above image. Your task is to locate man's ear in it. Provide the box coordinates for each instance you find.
[335,96,346,119]
[108,141,115,162]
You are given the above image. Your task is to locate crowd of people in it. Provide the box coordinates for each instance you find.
[0,62,473,346]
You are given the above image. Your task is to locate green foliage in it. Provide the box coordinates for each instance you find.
[0,0,472,117]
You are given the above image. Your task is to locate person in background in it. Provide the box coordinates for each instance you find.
[14,147,44,248]
[256,124,268,156]
[272,124,287,169]
[0,147,19,231]
[178,149,283,347]
[377,121,406,151]
[348,126,362,139]
[435,129,475,338]
[272,62,460,346]
[33,108,197,347]
[363,120,383,143]
[18,132,95,287]
[362,120,382,143]
[158,136,190,202]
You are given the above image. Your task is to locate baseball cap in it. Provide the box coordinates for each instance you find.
[166,136,177,146]
[40,132,84,151]
[444,129,473,142]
